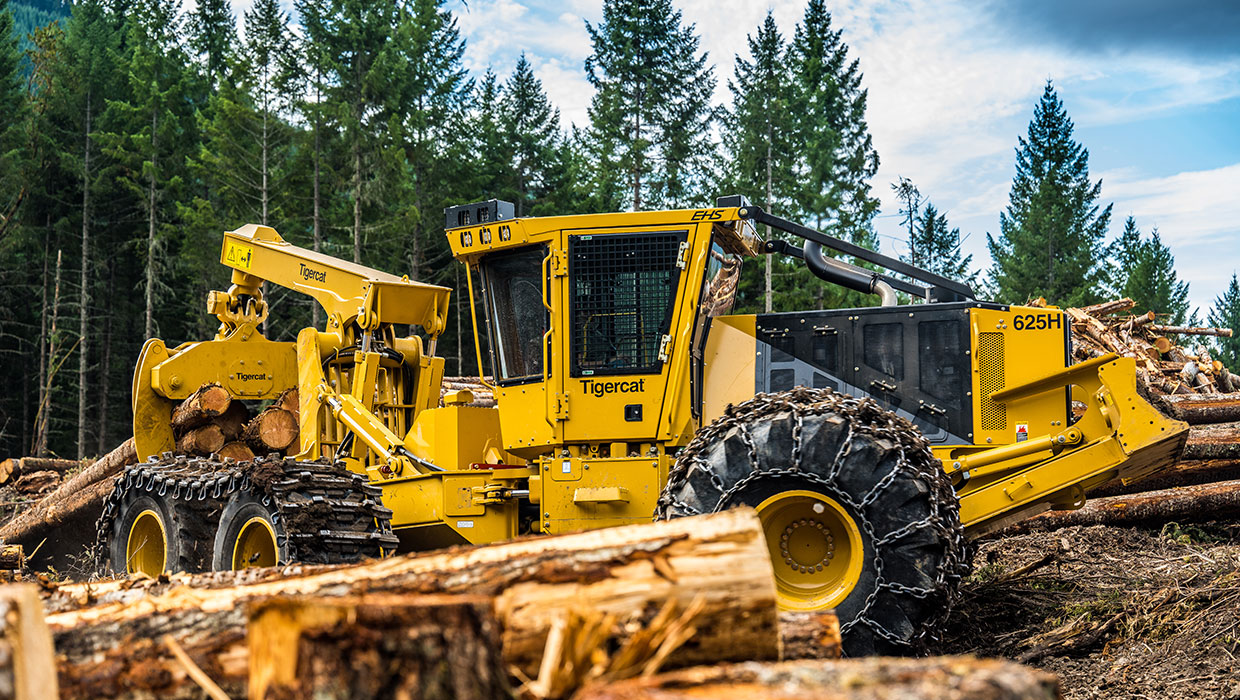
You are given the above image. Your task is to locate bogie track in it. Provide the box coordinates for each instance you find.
[95,454,399,575]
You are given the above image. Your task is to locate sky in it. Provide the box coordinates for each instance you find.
[244,0,1240,315]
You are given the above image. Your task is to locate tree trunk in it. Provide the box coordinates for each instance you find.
[97,262,113,455]
[249,595,512,700]
[311,70,322,330]
[34,249,64,457]
[1008,478,1240,533]
[1184,421,1240,460]
[77,90,92,460]
[243,407,298,453]
[573,657,1059,700]
[352,139,362,264]
[46,510,778,697]
[1089,459,1240,498]
[0,457,85,485]
[34,235,48,456]
[1159,393,1240,425]
[764,133,773,314]
[0,586,59,699]
[170,384,232,433]
[145,108,158,340]
[176,424,226,456]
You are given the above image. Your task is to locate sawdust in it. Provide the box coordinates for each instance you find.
[944,524,1240,699]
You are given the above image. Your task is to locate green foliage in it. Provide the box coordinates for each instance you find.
[910,203,977,286]
[584,0,715,211]
[1110,217,1190,324]
[988,81,1112,307]
[1209,273,1240,371]
[186,0,234,86]
[501,54,561,217]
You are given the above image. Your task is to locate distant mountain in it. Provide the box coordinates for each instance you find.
[9,0,71,58]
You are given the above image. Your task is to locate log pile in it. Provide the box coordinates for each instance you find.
[1054,297,1236,395]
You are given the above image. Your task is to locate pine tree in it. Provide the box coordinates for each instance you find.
[1209,273,1240,370]
[0,0,26,239]
[908,203,976,286]
[790,0,880,247]
[1108,216,1143,296]
[1112,220,1190,324]
[988,81,1112,306]
[725,11,798,312]
[187,0,234,86]
[584,0,714,211]
[500,54,560,217]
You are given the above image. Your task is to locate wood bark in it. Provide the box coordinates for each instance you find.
[216,442,255,463]
[0,439,135,564]
[0,457,84,485]
[1159,393,1240,425]
[248,595,512,700]
[243,408,298,453]
[0,585,59,699]
[1183,421,1240,460]
[1147,325,1234,338]
[274,388,299,421]
[1006,478,1240,534]
[170,384,232,433]
[777,611,841,660]
[175,424,225,456]
[212,401,250,442]
[46,510,777,698]
[11,471,59,496]
[1089,460,1240,498]
[573,657,1060,700]
[1080,298,1135,317]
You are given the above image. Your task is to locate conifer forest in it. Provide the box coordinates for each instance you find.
[0,0,1236,466]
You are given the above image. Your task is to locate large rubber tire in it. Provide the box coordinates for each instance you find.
[656,388,968,657]
[107,489,204,576]
[212,490,289,570]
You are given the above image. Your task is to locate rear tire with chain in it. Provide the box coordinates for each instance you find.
[655,388,968,657]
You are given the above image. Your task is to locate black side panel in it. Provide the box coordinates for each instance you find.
[757,303,978,444]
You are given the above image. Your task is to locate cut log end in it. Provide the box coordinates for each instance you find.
[171,384,233,432]
[243,408,299,452]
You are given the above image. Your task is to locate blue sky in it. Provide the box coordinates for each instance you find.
[244,0,1240,315]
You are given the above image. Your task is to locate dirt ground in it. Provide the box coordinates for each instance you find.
[943,523,1240,699]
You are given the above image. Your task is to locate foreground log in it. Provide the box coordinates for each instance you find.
[0,439,135,566]
[243,407,298,453]
[1006,479,1240,534]
[1159,394,1240,424]
[175,424,226,456]
[574,657,1060,700]
[0,457,85,486]
[0,585,58,699]
[249,594,511,700]
[1183,421,1240,460]
[777,611,842,660]
[48,509,778,698]
[170,384,232,432]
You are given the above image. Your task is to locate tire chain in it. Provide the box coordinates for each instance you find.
[654,386,971,653]
[93,453,400,573]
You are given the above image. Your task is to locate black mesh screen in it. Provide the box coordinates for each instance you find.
[863,323,904,380]
[570,232,685,376]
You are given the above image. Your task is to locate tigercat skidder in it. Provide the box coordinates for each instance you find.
[100,196,1188,655]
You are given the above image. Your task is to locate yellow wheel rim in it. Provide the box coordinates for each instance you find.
[756,490,865,611]
[232,516,278,569]
[126,509,167,576]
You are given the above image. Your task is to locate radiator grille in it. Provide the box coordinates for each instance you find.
[978,332,1007,431]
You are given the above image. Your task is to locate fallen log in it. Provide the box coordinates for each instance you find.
[47,510,778,698]
[1080,298,1135,317]
[212,402,250,442]
[1183,421,1240,460]
[0,457,85,486]
[573,657,1060,700]
[0,439,135,567]
[1159,393,1240,425]
[248,594,511,700]
[1005,479,1240,534]
[777,611,842,660]
[1089,460,1240,498]
[243,407,298,453]
[11,470,59,496]
[175,424,226,456]
[170,384,232,433]
[216,442,254,463]
[1147,325,1233,338]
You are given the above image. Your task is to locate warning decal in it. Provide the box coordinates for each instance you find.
[1015,422,1029,442]
[224,241,254,270]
